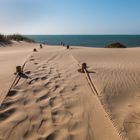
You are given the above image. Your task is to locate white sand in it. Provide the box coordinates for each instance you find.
[0,43,140,140]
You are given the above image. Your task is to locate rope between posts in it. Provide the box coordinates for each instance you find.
[70,54,99,96]
[84,69,99,96]
[7,60,28,93]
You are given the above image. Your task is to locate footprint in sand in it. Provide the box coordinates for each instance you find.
[52,85,60,92]
[51,109,72,125]
[25,71,31,75]
[36,93,49,103]
[71,85,78,91]
[49,97,57,107]
[42,66,47,69]
[7,90,17,97]
[30,59,34,61]
[41,76,48,80]
[34,62,39,65]
[28,77,40,85]
[0,99,20,110]
[0,108,16,121]
[44,133,56,140]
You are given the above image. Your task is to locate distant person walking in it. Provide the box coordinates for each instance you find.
[40,44,43,48]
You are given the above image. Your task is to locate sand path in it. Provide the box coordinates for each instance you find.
[0,45,122,140]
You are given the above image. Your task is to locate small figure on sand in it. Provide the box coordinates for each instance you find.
[40,44,43,49]
[66,45,70,49]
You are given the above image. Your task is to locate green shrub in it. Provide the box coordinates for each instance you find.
[105,42,126,48]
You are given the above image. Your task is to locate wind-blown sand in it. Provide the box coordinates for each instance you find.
[0,43,140,140]
[0,42,37,104]
[71,46,140,140]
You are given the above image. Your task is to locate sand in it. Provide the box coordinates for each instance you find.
[0,43,140,140]
[0,42,38,104]
[71,46,140,140]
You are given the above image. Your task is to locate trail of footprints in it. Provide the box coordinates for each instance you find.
[0,56,80,140]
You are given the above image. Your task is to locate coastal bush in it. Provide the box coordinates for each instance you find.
[105,42,126,48]
[7,34,35,42]
[0,34,35,44]
[0,34,11,44]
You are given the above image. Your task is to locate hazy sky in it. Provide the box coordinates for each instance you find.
[0,0,140,34]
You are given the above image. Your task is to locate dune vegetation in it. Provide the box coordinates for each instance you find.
[0,34,11,44]
[105,42,127,48]
[0,34,35,44]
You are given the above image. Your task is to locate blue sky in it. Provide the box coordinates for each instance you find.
[0,0,140,34]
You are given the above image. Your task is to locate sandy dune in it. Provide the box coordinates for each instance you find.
[0,43,140,140]
[0,42,37,104]
[71,46,140,140]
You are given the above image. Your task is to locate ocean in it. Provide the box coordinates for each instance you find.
[26,35,140,48]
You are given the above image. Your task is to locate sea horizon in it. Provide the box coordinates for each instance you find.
[26,35,140,48]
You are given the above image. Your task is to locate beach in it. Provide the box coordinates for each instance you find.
[0,42,38,104]
[0,42,140,140]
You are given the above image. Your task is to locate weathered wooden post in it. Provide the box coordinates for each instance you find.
[82,63,87,73]
[33,48,37,52]
[16,66,22,74]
